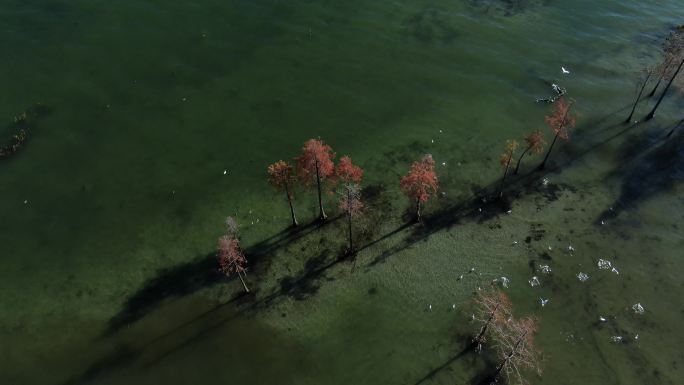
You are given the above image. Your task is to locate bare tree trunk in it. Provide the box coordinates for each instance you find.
[489,330,528,385]
[284,183,298,227]
[347,188,353,253]
[499,155,512,198]
[237,272,250,293]
[315,160,327,220]
[648,73,664,98]
[490,359,508,385]
[513,145,532,175]
[626,72,651,123]
[474,303,501,352]
[646,58,684,120]
[415,198,421,222]
[538,133,559,170]
[538,106,570,170]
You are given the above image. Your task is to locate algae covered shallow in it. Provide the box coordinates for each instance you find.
[1,1,683,384]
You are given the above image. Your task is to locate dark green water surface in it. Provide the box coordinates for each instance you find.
[1,1,683,384]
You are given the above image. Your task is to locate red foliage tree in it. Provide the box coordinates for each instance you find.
[335,156,364,254]
[268,160,298,227]
[296,139,336,220]
[218,235,249,293]
[539,97,576,169]
[400,154,439,222]
[499,140,519,198]
[335,156,363,184]
[514,130,545,175]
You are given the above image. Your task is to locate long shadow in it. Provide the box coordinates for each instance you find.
[597,128,684,222]
[77,103,656,384]
[139,248,350,369]
[103,216,340,336]
[410,342,476,385]
[62,246,351,385]
[366,117,648,268]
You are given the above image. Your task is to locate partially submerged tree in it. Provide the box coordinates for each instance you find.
[646,58,684,120]
[335,156,364,254]
[339,184,363,255]
[296,139,336,220]
[268,160,299,227]
[489,316,543,385]
[625,68,653,123]
[218,235,249,293]
[472,289,513,352]
[514,130,545,175]
[647,55,675,98]
[499,140,519,198]
[400,154,439,222]
[539,97,577,170]
[646,25,684,120]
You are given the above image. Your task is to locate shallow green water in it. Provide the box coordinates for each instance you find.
[1,1,683,384]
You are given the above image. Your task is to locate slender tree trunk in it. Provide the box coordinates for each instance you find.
[284,183,298,227]
[237,272,250,293]
[490,358,508,385]
[415,198,421,222]
[499,156,512,198]
[667,118,684,138]
[474,303,501,352]
[647,58,684,120]
[538,133,559,170]
[347,188,353,253]
[315,160,327,220]
[626,72,652,123]
[648,73,664,98]
[488,330,528,385]
[514,145,532,175]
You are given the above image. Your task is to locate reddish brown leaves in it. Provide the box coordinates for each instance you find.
[218,235,247,277]
[336,156,364,218]
[335,155,364,184]
[296,139,336,186]
[524,130,546,154]
[400,154,439,203]
[544,97,576,141]
[500,140,519,167]
[267,160,294,190]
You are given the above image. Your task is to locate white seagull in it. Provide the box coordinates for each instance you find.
[561,67,570,74]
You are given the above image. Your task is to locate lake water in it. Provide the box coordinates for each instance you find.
[1,1,683,384]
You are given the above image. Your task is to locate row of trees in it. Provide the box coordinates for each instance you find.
[627,25,684,124]
[498,97,578,196]
[219,139,440,292]
[473,289,542,385]
[221,98,581,292]
[267,138,440,242]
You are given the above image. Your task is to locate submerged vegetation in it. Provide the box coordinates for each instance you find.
[3,3,684,385]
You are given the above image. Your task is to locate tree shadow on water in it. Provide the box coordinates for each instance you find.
[597,128,684,223]
[410,341,476,385]
[103,217,339,336]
